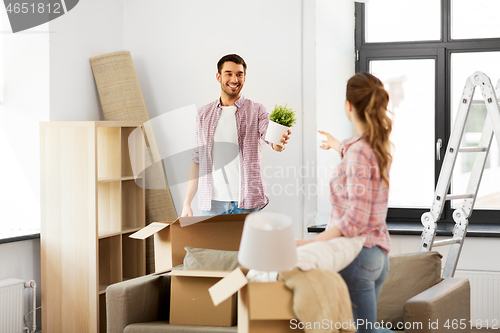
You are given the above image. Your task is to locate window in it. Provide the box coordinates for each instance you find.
[356,0,500,225]
[365,0,441,43]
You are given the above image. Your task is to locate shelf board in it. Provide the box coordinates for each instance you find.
[95,121,143,128]
[121,227,143,235]
[98,176,144,183]
[98,177,122,183]
[99,227,144,239]
[98,230,122,239]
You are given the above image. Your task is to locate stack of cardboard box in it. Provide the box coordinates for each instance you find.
[131,213,301,332]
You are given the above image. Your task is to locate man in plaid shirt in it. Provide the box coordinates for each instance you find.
[181,54,291,216]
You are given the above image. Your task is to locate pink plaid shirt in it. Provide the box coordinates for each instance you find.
[326,134,391,254]
[191,96,270,211]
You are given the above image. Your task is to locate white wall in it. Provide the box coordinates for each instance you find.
[315,0,356,226]
[301,0,319,235]
[123,0,305,236]
[122,0,356,238]
[0,4,49,235]
[0,4,49,331]
[390,235,500,273]
[0,0,124,331]
[49,0,124,121]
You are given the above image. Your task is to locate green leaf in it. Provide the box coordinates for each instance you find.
[269,104,296,127]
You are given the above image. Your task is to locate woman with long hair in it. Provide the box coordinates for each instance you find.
[297,72,393,333]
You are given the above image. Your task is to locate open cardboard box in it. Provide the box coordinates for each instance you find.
[169,269,237,326]
[130,213,247,327]
[210,268,303,333]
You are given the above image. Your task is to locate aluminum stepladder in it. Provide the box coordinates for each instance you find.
[420,71,500,278]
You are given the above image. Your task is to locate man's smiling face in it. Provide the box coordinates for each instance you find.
[217,61,246,99]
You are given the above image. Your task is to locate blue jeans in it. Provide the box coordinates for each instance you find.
[339,246,392,333]
[202,200,261,215]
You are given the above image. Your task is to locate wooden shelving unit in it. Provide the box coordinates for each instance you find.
[41,121,146,333]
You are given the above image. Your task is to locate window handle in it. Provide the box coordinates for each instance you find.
[436,138,442,160]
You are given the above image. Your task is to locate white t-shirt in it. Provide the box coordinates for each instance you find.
[211,105,240,201]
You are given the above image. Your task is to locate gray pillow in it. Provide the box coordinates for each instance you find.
[183,247,239,271]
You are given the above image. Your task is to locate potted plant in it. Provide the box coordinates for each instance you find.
[265,104,296,145]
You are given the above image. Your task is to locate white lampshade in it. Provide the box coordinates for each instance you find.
[238,212,297,272]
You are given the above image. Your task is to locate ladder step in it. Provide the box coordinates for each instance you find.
[433,238,461,247]
[458,146,488,153]
[445,194,474,200]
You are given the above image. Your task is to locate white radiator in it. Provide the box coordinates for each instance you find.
[0,279,24,333]
[454,270,500,328]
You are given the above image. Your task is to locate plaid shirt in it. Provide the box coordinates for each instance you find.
[191,96,270,211]
[326,134,391,254]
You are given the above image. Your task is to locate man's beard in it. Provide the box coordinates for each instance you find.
[222,84,241,97]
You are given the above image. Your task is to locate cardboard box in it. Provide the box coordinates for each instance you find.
[130,214,247,327]
[210,268,303,333]
[130,214,246,272]
[169,270,237,326]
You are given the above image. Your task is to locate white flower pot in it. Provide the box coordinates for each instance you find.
[265,120,290,145]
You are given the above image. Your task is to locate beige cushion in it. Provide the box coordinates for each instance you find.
[280,268,356,333]
[183,247,239,271]
[377,251,442,327]
[295,236,366,272]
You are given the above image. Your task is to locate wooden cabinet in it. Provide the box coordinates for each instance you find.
[40,122,146,333]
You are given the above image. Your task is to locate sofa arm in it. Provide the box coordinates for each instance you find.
[403,278,470,333]
[106,273,171,333]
